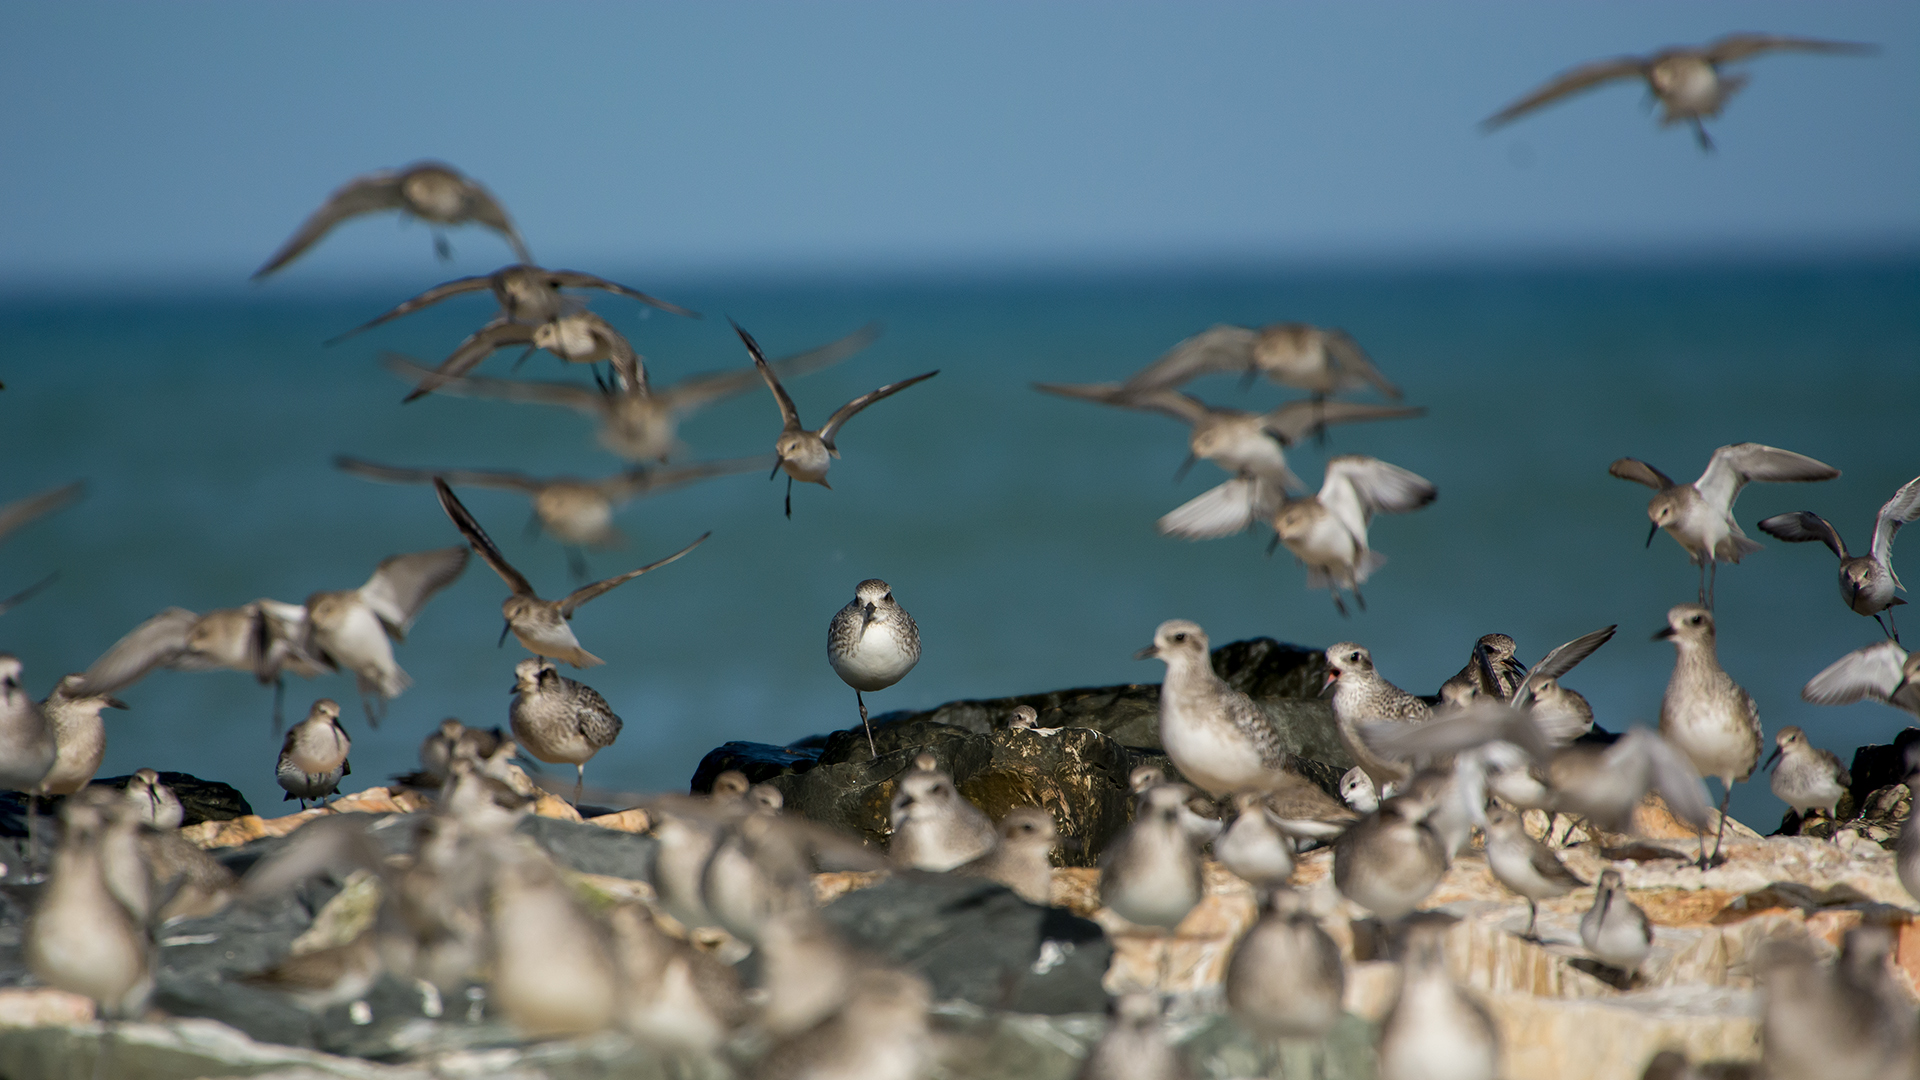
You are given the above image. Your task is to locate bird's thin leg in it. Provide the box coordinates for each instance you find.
[1875,609,1900,644]
[1330,590,1347,617]
[784,476,794,519]
[856,691,876,756]
[1266,534,1280,557]
[271,676,287,736]
[1353,584,1367,613]
[574,765,584,806]
[567,547,589,582]
[1692,120,1714,153]
[1524,899,1539,941]
[1700,783,1732,869]
[434,232,453,261]
[1709,561,1719,610]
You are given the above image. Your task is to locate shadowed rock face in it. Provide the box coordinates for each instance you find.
[691,637,1345,865]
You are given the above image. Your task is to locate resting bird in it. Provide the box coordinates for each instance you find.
[1483,34,1876,151]
[254,161,531,277]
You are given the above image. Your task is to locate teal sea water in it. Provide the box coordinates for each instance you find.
[1,260,1915,827]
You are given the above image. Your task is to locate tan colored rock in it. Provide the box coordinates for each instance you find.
[0,988,94,1028]
[812,870,888,905]
[532,793,582,821]
[1099,860,1258,994]
[586,808,651,833]
[1488,987,1760,1080]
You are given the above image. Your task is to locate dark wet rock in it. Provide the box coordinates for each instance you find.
[1844,727,1920,809]
[822,872,1111,1015]
[0,772,254,878]
[1772,728,1916,842]
[516,814,657,882]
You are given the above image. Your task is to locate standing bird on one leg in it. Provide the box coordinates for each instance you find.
[827,579,920,756]
[509,658,622,804]
[1655,605,1761,868]
[734,321,937,518]
[1759,475,1920,642]
[1610,443,1839,609]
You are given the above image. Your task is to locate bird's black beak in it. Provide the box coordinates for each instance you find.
[1173,454,1197,482]
[1645,521,1659,548]
[769,457,783,481]
[1134,644,1158,660]
[498,621,512,647]
[1652,625,1675,641]
[1473,644,1499,689]
[1764,746,1783,771]
[105,697,129,711]
[861,602,875,633]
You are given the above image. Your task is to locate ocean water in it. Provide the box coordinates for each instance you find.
[1,260,1915,828]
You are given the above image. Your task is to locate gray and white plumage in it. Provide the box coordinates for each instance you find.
[398,311,645,402]
[254,161,530,278]
[1377,917,1499,1080]
[755,966,931,1080]
[1075,993,1192,1080]
[510,658,622,802]
[1332,789,1448,923]
[1100,783,1206,930]
[1260,774,1358,842]
[1397,766,1475,862]
[36,673,127,795]
[1340,767,1382,814]
[1756,925,1920,1080]
[1657,604,1763,864]
[329,262,694,344]
[1483,806,1586,940]
[487,844,620,1038]
[606,902,745,1053]
[302,545,470,723]
[1034,380,1422,493]
[240,932,383,1016]
[1137,620,1289,797]
[1128,764,1228,844]
[0,654,56,794]
[276,698,350,808]
[1441,633,1528,703]
[382,323,879,465]
[890,752,995,871]
[955,806,1059,904]
[124,767,184,830]
[416,718,508,783]
[1580,869,1652,978]
[25,788,154,1018]
[1324,641,1432,789]
[1214,792,1295,895]
[1804,640,1920,718]
[735,321,938,517]
[1611,444,1839,607]
[436,477,708,668]
[1766,725,1851,822]
[1548,726,1715,836]
[1761,475,1920,642]
[1116,322,1403,401]
[829,579,922,753]
[78,599,327,698]
[1483,34,1876,151]
[1225,888,1345,1044]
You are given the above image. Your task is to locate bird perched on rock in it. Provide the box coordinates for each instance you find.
[509,658,622,804]
[735,321,938,518]
[890,753,995,871]
[1100,782,1207,931]
[1766,726,1851,830]
[1333,787,1448,924]
[1377,916,1498,1080]
[1580,869,1652,984]
[1137,619,1291,798]
[955,807,1059,905]
[1656,604,1762,867]
[124,768,184,830]
[1215,792,1295,896]
[1610,443,1839,608]
[254,161,531,277]
[1324,642,1432,790]
[1761,475,1920,642]
[1803,640,1920,718]
[1439,633,1527,702]
[34,673,124,795]
[414,718,509,784]
[1482,34,1876,151]
[1225,888,1345,1051]
[1483,806,1586,941]
[828,579,921,755]
[277,699,351,808]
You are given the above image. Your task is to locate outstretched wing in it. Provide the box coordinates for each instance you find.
[325,275,492,344]
[336,455,548,495]
[557,532,710,617]
[1871,475,1920,570]
[79,607,201,693]
[1618,728,1714,831]
[1696,443,1839,513]
[1482,55,1649,129]
[402,317,537,402]
[1262,400,1424,446]
[1320,455,1436,541]
[599,456,776,503]
[1608,458,1675,490]
[380,355,604,414]
[544,270,697,319]
[1701,33,1877,64]
[819,371,939,450]
[665,323,881,415]
[1119,325,1258,391]
[361,546,471,637]
[1157,478,1284,541]
[0,480,85,543]
[1509,625,1616,708]
[253,169,409,278]
[1803,641,1909,706]
[434,478,535,598]
[1323,330,1402,399]
[734,322,804,431]
[453,174,533,264]
[1757,511,1847,559]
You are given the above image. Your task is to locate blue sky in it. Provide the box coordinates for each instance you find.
[1,2,1915,286]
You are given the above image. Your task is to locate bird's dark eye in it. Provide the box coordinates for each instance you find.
[1172,633,1187,643]
[1689,616,1702,625]
[884,592,893,602]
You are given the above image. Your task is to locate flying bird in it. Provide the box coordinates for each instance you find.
[1117,323,1402,402]
[327,263,694,345]
[1483,34,1875,150]
[397,312,642,402]
[1760,475,1920,642]
[254,161,531,278]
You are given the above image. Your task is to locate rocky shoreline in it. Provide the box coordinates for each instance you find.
[0,636,1916,1079]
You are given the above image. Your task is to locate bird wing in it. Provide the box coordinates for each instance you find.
[1803,641,1909,706]
[660,322,881,415]
[360,546,470,637]
[252,169,409,278]
[79,607,201,692]
[1701,33,1878,64]
[1529,840,1588,889]
[324,275,492,344]
[0,480,85,544]
[454,176,533,264]
[1618,728,1714,831]
[1481,55,1650,129]
[819,370,939,450]
[1262,400,1425,446]
[1757,510,1848,559]
[1156,477,1283,540]
[542,270,698,318]
[1119,325,1258,391]
[598,456,775,503]
[379,355,603,414]
[734,322,804,431]
[0,573,58,617]
[557,532,710,617]
[586,318,648,396]
[239,815,390,901]
[1870,475,1920,570]
[1320,455,1436,540]
[335,455,547,495]
[252,598,330,679]
[1695,443,1839,512]
[1608,458,1674,490]
[434,478,535,598]
[1322,330,1403,399]
[402,317,537,402]
[1360,705,1550,765]
[1509,625,1616,708]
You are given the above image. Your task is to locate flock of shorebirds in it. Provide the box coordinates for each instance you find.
[0,25,1912,1080]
